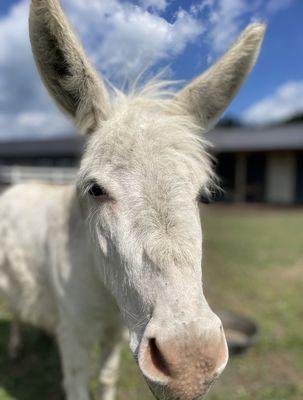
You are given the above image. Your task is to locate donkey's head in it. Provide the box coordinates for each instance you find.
[29,1,265,398]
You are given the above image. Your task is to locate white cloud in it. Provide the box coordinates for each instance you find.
[266,0,295,14]
[62,0,204,81]
[0,1,72,139]
[204,0,295,61]
[243,81,303,125]
[0,0,204,139]
[193,0,260,64]
[139,0,168,12]
[207,0,249,55]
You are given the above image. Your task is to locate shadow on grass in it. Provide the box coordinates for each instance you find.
[0,319,64,400]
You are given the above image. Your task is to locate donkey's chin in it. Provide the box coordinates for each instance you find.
[144,377,216,400]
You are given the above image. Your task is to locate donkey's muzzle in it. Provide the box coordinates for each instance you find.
[137,314,228,400]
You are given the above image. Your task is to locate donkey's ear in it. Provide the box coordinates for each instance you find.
[174,23,266,131]
[29,0,111,134]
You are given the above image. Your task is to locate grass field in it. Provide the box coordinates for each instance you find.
[0,205,302,400]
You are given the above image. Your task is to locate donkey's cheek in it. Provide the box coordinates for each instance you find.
[108,201,119,215]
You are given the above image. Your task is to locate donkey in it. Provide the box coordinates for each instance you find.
[0,1,265,399]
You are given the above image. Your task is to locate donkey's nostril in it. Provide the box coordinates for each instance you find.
[148,338,171,378]
[139,336,173,383]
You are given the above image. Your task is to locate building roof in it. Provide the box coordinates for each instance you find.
[205,124,303,153]
[0,124,302,158]
[0,136,85,158]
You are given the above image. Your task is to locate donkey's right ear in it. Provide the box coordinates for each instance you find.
[29,0,111,134]
[174,23,266,131]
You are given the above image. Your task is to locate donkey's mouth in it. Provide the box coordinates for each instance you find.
[144,380,166,400]
[144,372,217,400]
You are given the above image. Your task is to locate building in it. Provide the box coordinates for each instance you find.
[0,123,303,204]
[205,124,303,204]
[0,136,84,167]
[0,136,84,186]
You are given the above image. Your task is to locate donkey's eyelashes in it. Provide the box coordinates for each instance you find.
[88,183,109,200]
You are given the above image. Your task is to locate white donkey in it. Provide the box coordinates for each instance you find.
[0,1,265,399]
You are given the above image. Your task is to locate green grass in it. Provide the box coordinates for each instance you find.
[201,205,303,400]
[0,205,302,400]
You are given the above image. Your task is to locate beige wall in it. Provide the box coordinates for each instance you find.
[265,152,296,203]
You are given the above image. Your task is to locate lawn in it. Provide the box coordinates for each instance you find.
[0,205,302,400]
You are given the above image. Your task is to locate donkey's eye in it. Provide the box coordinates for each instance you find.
[88,184,108,199]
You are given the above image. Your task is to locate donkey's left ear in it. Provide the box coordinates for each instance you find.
[29,0,111,134]
[174,23,266,131]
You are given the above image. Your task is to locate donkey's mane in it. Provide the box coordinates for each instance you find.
[106,78,217,196]
[112,78,185,112]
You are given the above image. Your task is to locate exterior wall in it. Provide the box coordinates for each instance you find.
[246,153,266,202]
[265,152,296,204]
[0,156,78,167]
[218,152,266,203]
[234,153,247,202]
[296,152,303,203]
[216,153,236,201]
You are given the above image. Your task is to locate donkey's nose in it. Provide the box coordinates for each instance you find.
[138,320,228,400]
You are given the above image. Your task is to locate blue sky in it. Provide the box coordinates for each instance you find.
[0,0,302,139]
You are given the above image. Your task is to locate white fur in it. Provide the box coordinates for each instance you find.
[0,1,265,399]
